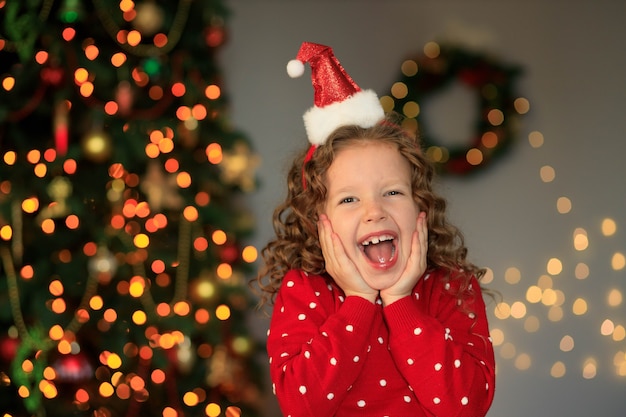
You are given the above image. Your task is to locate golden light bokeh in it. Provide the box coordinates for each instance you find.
[551,361,566,378]
[0,225,13,240]
[216,263,233,280]
[132,310,147,325]
[215,304,231,320]
[601,218,617,236]
[423,41,440,58]
[556,197,572,214]
[490,128,626,381]
[401,59,418,77]
[514,353,531,370]
[402,101,420,118]
[487,109,504,126]
[504,267,521,284]
[572,298,588,315]
[391,82,408,99]
[206,403,221,417]
[510,301,527,319]
[608,289,622,307]
[523,316,540,333]
[49,280,64,296]
[466,148,483,166]
[242,245,258,263]
[611,252,625,270]
[0,3,263,415]
[490,328,505,345]
[2,75,16,91]
[582,358,597,379]
[514,97,530,114]
[574,262,590,279]
[3,150,17,165]
[205,84,221,100]
[99,382,115,398]
[573,228,589,251]
[539,165,555,182]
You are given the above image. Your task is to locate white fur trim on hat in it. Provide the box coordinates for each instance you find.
[303,89,384,145]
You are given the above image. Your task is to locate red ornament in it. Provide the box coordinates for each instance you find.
[53,351,93,382]
[115,81,134,115]
[219,243,239,263]
[54,100,69,155]
[41,66,65,87]
[0,336,20,363]
[205,25,226,48]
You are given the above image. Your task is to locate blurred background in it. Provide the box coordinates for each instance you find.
[0,1,624,416]
[221,0,626,416]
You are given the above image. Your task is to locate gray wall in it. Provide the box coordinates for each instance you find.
[221,1,626,416]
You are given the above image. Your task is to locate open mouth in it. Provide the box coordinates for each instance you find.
[360,234,396,266]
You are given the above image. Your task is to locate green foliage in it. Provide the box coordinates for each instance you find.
[0,1,263,415]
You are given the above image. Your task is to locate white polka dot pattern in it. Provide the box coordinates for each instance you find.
[265,269,495,417]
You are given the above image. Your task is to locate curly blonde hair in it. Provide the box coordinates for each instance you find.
[252,114,485,308]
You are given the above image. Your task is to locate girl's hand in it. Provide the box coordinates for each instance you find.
[318,214,378,303]
[380,211,428,306]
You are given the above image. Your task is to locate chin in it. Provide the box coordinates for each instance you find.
[363,273,401,291]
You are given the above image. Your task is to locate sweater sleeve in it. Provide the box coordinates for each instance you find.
[267,270,380,417]
[382,273,495,417]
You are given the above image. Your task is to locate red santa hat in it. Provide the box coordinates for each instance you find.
[287,42,385,146]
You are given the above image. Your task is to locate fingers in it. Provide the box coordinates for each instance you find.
[417,211,428,271]
[318,214,377,301]
[318,214,342,272]
[404,212,427,274]
[317,214,332,260]
[317,214,343,277]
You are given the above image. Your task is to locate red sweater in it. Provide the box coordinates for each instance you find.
[266,269,495,417]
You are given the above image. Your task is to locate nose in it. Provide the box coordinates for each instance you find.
[363,198,386,223]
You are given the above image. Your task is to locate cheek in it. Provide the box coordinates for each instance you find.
[330,217,357,245]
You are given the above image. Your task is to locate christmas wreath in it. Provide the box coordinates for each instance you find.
[386,43,525,175]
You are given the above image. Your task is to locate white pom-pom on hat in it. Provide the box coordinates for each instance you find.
[287,59,305,78]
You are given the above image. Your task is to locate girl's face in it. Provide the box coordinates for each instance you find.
[322,140,421,290]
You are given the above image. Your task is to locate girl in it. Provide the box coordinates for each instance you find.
[253,42,495,417]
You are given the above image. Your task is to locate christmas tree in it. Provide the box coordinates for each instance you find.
[0,1,264,416]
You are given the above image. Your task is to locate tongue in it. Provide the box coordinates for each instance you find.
[363,241,394,264]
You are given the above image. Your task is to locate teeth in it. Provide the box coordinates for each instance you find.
[361,235,394,246]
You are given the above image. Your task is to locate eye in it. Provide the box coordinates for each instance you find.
[339,196,356,204]
[386,190,403,196]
